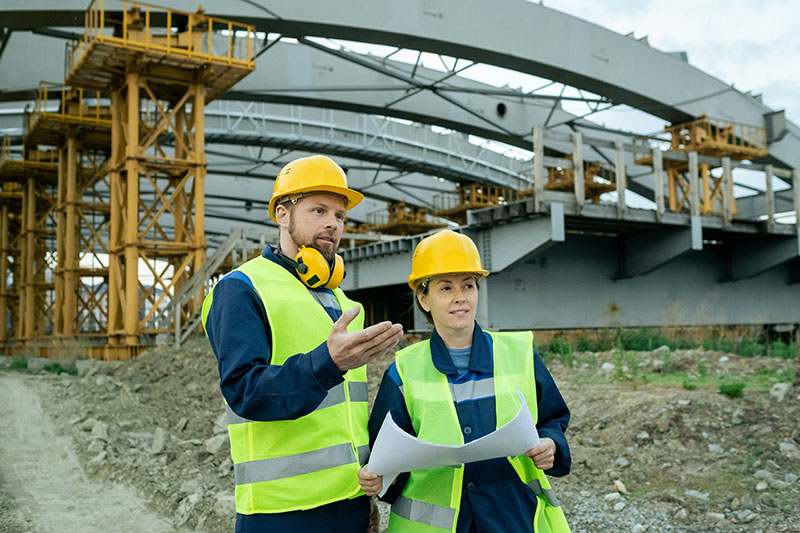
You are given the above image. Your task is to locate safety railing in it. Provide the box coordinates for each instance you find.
[69,0,255,75]
[27,81,111,128]
[665,115,768,159]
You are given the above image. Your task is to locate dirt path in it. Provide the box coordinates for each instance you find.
[0,373,185,533]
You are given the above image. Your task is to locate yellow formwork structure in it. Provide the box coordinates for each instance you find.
[64,0,255,360]
[25,83,113,344]
[0,139,59,348]
[366,201,448,235]
[542,159,616,201]
[433,183,526,225]
[0,143,24,345]
[636,115,768,216]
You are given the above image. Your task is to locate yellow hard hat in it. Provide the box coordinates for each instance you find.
[268,155,364,222]
[408,230,489,290]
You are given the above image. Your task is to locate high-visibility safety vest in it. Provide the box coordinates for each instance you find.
[201,255,369,514]
[389,331,570,532]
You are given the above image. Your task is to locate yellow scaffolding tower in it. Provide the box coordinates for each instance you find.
[0,139,59,348]
[636,115,768,216]
[0,140,24,345]
[25,83,113,346]
[64,0,255,359]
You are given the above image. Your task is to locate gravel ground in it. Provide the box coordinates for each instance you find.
[1,339,798,532]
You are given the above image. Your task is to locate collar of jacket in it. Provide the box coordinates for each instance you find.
[429,321,493,376]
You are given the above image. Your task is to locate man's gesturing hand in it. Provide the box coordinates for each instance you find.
[327,307,404,372]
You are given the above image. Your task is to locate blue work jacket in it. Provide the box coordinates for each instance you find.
[370,323,571,533]
[204,244,369,533]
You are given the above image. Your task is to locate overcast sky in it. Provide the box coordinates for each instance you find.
[542,0,800,125]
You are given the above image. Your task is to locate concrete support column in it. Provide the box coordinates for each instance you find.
[572,132,584,210]
[653,147,664,220]
[765,164,775,232]
[722,157,733,225]
[532,126,544,212]
[688,152,700,217]
[615,140,626,218]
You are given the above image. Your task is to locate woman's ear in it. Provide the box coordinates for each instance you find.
[417,291,431,313]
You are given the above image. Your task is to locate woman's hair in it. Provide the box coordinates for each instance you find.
[412,276,480,326]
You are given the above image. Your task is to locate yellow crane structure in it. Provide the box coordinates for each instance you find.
[636,115,768,216]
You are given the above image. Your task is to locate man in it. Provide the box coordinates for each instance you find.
[202,154,404,532]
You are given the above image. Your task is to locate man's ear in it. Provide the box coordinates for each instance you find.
[275,203,290,228]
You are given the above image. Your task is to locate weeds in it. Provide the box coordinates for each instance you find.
[719,382,746,398]
[10,357,27,371]
[548,338,575,368]
[43,362,77,375]
[682,380,697,390]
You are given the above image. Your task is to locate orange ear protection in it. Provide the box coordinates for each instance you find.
[278,246,345,290]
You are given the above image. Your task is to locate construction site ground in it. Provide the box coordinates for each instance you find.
[0,338,798,533]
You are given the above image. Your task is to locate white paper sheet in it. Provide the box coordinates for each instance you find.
[366,391,539,496]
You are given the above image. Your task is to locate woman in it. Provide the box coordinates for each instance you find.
[359,230,571,532]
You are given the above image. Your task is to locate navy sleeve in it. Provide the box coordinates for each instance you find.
[533,349,571,477]
[205,275,344,422]
[369,363,414,504]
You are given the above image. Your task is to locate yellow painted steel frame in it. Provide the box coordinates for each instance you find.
[104,71,207,359]
[0,187,23,344]
[54,143,110,339]
[18,172,57,340]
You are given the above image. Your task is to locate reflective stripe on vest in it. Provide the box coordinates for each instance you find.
[392,494,457,531]
[389,331,570,532]
[225,381,369,425]
[202,255,369,515]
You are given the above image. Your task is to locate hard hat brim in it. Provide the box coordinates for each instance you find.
[269,185,365,222]
[408,269,489,291]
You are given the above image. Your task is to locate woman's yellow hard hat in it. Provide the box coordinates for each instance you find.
[408,230,489,290]
[268,155,364,222]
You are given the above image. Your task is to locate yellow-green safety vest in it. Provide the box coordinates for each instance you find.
[201,255,369,514]
[389,331,570,532]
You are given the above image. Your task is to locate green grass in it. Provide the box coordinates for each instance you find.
[635,368,793,391]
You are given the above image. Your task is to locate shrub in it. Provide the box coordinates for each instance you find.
[575,336,591,352]
[719,381,745,398]
[769,340,797,360]
[10,357,27,371]
[43,362,77,375]
[548,338,574,368]
[697,361,708,377]
[682,380,697,390]
[737,338,764,358]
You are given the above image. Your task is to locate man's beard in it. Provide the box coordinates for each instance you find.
[288,216,337,262]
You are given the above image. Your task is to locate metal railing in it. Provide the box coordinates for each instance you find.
[27,82,111,128]
[69,0,256,75]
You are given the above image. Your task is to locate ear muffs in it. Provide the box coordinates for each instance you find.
[285,246,345,290]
